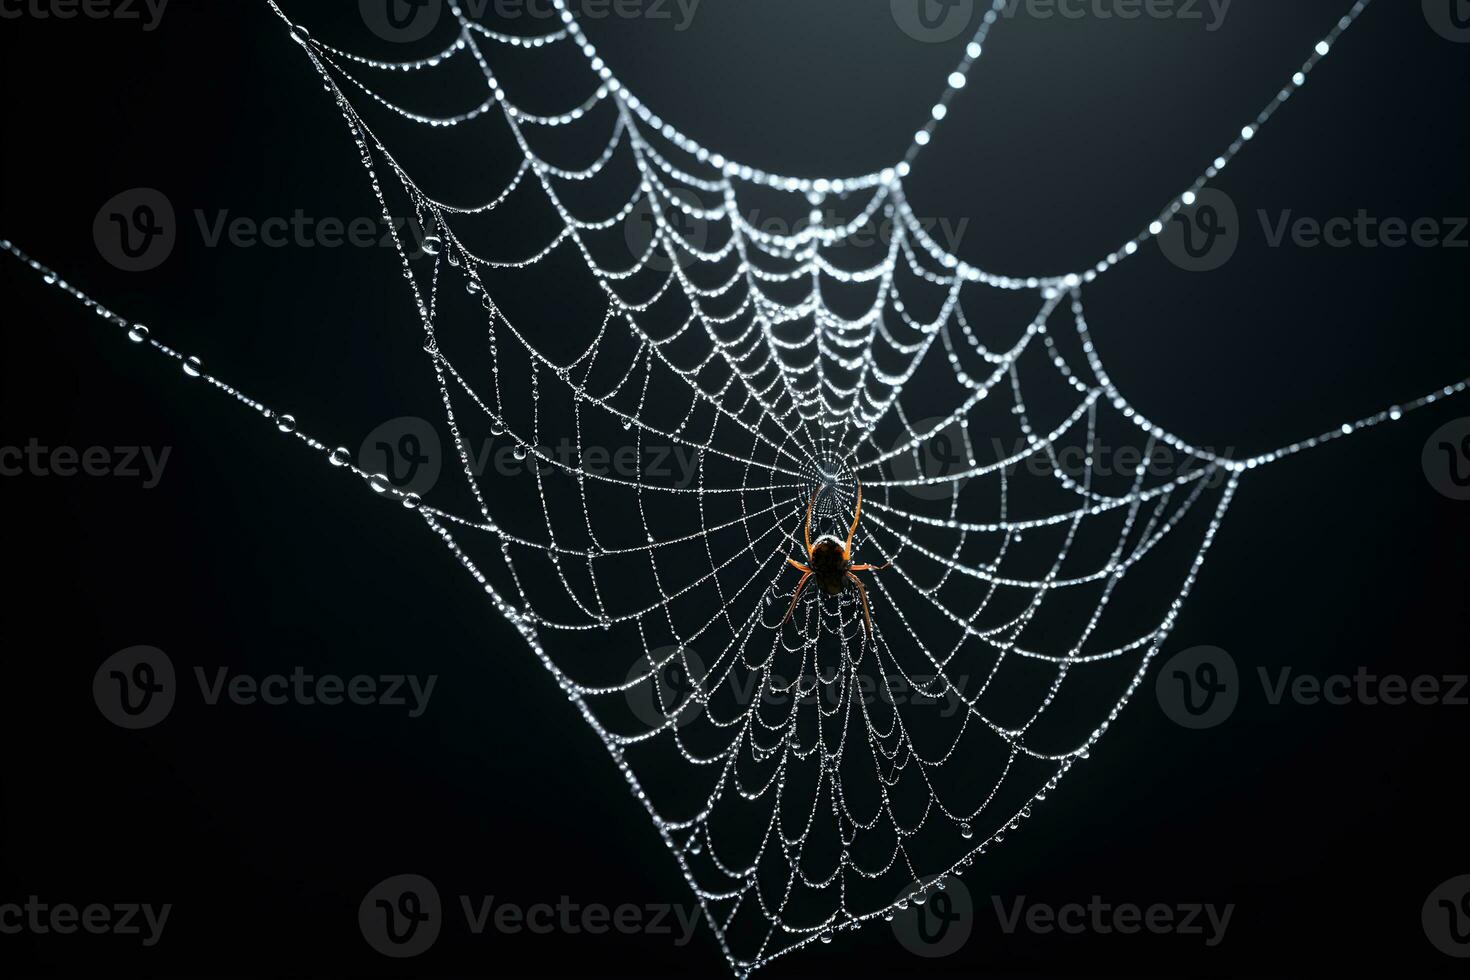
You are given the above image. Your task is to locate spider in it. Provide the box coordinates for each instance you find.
[783,478,888,641]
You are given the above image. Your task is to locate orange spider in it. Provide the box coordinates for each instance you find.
[783,478,888,641]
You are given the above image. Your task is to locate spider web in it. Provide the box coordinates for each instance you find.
[7,0,1467,974]
[250,0,1470,972]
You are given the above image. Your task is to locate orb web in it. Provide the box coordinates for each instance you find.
[6,0,1468,974]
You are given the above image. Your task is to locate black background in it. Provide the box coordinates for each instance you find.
[2,0,1468,976]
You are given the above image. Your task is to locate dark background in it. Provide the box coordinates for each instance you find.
[2,0,1467,976]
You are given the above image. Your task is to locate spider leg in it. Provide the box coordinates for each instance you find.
[843,477,862,559]
[848,562,888,572]
[787,558,811,572]
[846,571,874,642]
[782,571,812,626]
[803,489,815,556]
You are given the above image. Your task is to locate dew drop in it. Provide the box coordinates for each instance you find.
[276,413,298,434]
[421,234,441,256]
[368,473,391,493]
[960,822,973,839]
[512,444,528,461]
[329,447,352,467]
[402,492,421,509]
[127,324,149,343]
[182,356,202,378]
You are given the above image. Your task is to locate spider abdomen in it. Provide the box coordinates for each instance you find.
[808,537,850,595]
